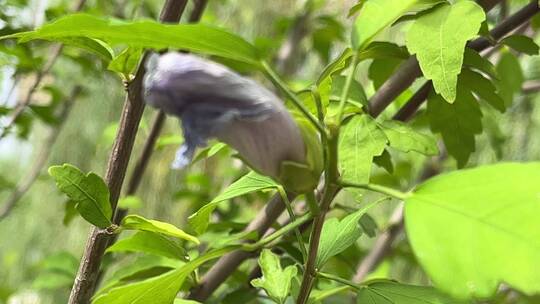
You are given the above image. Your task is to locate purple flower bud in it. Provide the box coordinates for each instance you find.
[143,52,306,179]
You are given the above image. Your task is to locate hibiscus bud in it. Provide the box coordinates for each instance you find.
[143,52,320,190]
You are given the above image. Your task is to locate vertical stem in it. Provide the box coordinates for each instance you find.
[277,186,308,261]
[297,50,358,303]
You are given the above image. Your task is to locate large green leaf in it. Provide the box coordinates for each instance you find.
[405,163,540,299]
[107,231,186,260]
[93,247,237,304]
[188,171,277,235]
[356,281,465,303]
[317,200,380,267]
[427,83,482,168]
[121,215,199,245]
[378,120,438,156]
[48,164,112,228]
[250,249,298,304]
[406,1,485,102]
[4,14,260,66]
[352,0,439,50]
[338,115,388,187]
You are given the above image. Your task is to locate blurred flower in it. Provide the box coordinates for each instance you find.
[143,52,307,180]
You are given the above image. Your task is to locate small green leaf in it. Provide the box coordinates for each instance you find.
[329,75,368,108]
[48,164,112,228]
[250,249,298,304]
[121,215,199,245]
[188,171,278,235]
[427,84,482,168]
[406,1,485,102]
[317,200,381,267]
[357,281,466,303]
[496,52,524,107]
[58,37,114,61]
[107,47,142,77]
[405,163,540,299]
[463,48,498,80]
[6,14,260,66]
[378,120,438,155]
[107,231,186,260]
[373,149,394,174]
[500,34,540,55]
[339,115,388,189]
[460,68,505,112]
[93,247,237,304]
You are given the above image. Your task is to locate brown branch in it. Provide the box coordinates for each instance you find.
[393,1,540,122]
[367,0,505,117]
[67,1,188,303]
[0,0,87,140]
[522,80,540,94]
[0,86,82,220]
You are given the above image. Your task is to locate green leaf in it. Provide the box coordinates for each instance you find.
[463,48,498,80]
[405,163,540,299]
[48,164,112,228]
[406,1,485,102]
[357,281,466,303]
[93,246,237,304]
[317,200,380,267]
[121,215,199,245]
[250,249,298,304]
[6,14,260,66]
[329,75,368,108]
[496,52,524,107]
[188,171,277,235]
[107,47,143,77]
[352,0,437,50]
[368,58,404,90]
[500,34,540,55]
[339,115,388,187]
[378,120,438,156]
[373,149,394,174]
[427,84,482,168]
[107,231,186,260]
[459,68,505,112]
[58,37,114,61]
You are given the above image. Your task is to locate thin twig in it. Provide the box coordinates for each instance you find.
[67,1,188,303]
[0,0,87,140]
[0,86,83,220]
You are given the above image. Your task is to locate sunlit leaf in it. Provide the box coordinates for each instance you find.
[107,231,186,260]
[121,215,199,244]
[406,1,485,102]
